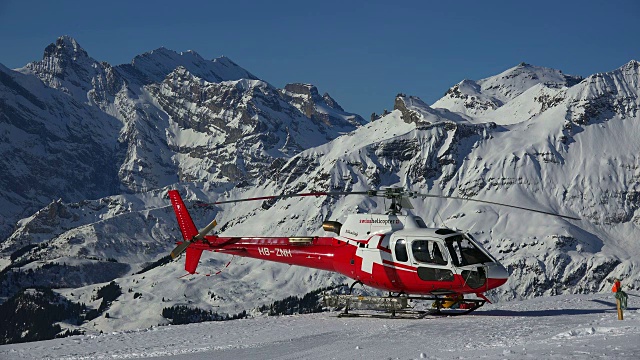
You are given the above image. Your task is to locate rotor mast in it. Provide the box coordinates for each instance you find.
[379,187,414,215]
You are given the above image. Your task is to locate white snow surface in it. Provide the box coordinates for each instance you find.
[1,293,639,359]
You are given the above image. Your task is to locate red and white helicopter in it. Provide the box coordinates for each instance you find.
[167,187,578,317]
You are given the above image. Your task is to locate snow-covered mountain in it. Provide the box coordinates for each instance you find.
[0,59,122,240]
[1,35,639,341]
[0,36,364,239]
[432,62,583,119]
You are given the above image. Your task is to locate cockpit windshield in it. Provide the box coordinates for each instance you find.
[444,235,492,266]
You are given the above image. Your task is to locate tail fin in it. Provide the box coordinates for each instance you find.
[168,190,204,274]
[168,190,198,241]
[185,247,203,274]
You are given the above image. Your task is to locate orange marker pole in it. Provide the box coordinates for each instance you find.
[617,297,624,320]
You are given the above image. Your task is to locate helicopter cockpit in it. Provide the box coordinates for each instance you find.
[332,212,507,292]
[390,230,501,290]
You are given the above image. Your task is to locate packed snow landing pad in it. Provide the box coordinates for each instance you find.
[1,293,639,359]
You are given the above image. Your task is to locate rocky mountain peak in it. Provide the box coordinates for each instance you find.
[564,59,640,125]
[42,36,89,62]
[433,62,583,116]
[164,65,194,81]
[613,60,640,79]
[479,63,582,98]
[280,83,365,127]
[393,93,450,125]
[18,36,119,102]
[578,59,639,88]
[128,49,257,84]
[283,83,346,111]
[622,59,640,71]
[283,83,321,99]
[322,92,344,111]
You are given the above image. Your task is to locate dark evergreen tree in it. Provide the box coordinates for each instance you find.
[0,288,85,345]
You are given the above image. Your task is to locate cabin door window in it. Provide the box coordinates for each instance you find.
[410,239,454,282]
[410,240,448,265]
[394,239,408,262]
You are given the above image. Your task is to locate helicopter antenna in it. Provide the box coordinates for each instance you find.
[435,207,447,228]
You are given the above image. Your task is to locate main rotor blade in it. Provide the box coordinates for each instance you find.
[208,187,578,220]
[211,191,370,205]
[170,241,191,260]
[416,193,580,220]
[195,219,217,240]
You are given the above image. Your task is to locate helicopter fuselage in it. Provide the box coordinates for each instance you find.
[170,191,509,296]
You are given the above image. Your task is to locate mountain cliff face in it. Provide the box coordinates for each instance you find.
[280,83,363,128]
[0,60,122,240]
[0,36,364,238]
[1,36,639,337]
[146,70,364,184]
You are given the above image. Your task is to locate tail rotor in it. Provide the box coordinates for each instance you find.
[170,219,217,259]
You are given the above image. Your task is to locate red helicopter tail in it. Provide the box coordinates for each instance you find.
[168,190,199,241]
[184,247,203,274]
[168,190,205,274]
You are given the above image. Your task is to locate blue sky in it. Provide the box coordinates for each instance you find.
[1,0,638,117]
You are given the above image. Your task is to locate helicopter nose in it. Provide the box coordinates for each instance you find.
[485,263,509,289]
[487,263,509,280]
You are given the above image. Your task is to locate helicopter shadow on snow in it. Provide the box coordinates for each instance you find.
[590,298,638,311]
[475,308,609,317]
[474,300,637,317]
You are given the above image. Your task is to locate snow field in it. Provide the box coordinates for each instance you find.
[1,292,639,359]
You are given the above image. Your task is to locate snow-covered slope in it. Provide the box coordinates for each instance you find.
[1,293,639,359]
[433,62,583,119]
[0,59,122,239]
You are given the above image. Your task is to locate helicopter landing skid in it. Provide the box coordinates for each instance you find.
[323,293,486,318]
[337,309,434,319]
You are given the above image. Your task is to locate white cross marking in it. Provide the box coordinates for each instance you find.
[356,237,383,274]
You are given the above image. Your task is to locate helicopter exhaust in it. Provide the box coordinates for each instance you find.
[322,220,342,234]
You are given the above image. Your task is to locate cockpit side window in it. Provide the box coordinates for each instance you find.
[411,240,447,266]
[395,239,408,262]
[445,235,492,266]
